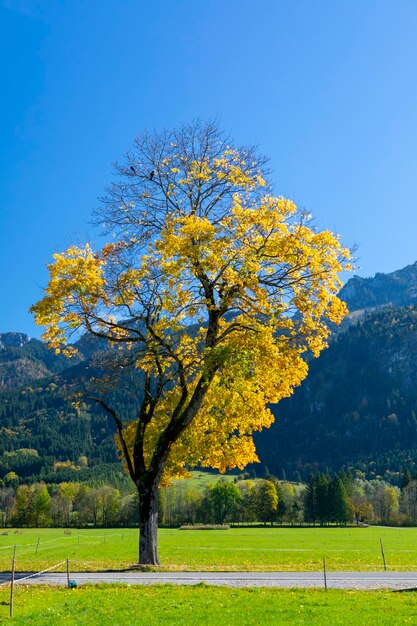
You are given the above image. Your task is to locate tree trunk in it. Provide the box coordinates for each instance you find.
[138,481,159,565]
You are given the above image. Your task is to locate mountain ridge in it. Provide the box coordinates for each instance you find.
[339,260,417,314]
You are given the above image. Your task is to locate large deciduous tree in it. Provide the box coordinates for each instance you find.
[31,121,351,565]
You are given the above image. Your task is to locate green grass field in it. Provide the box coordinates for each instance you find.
[2,585,417,625]
[2,527,417,624]
[1,526,417,572]
[171,470,237,488]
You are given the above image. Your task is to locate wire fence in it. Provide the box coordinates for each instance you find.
[1,545,417,618]
[0,559,68,618]
[0,560,67,588]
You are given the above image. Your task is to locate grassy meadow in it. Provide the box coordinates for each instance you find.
[171,471,237,489]
[1,585,417,625]
[2,523,417,624]
[1,526,417,572]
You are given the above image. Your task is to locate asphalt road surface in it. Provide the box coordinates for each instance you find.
[2,571,417,590]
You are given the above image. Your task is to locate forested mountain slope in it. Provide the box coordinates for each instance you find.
[256,304,417,482]
[0,332,122,482]
[0,332,82,390]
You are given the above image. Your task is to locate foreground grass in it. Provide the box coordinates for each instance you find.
[2,526,417,572]
[2,585,417,625]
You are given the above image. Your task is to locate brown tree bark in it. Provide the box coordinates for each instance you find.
[137,479,159,565]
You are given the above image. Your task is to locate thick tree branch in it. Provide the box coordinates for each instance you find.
[92,398,136,484]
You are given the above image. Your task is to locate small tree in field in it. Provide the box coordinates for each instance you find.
[31,121,351,565]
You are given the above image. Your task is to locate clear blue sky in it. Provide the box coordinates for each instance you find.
[2,0,417,336]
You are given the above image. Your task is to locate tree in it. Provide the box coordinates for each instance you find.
[315,474,332,526]
[202,480,241,525]
[290,501,302,526]
[0,488,16,527]
[72,484,92,526]
[401,480,417,523]
[349,483,374,524]
[13,483,51,527]
[304,475,317,525]
[31,483,52,527]
[254,480,278,525]
[14,485,31,526]
[331,476,351,525]
[88,486,120,527]
[3,472,19,489]
[181,487,204,525]
[234,479,257,524]
[374,485,399,523]
[276,482,295,524]
[401,469,412,490]
[51,483,80,527]
[31,120,351,565]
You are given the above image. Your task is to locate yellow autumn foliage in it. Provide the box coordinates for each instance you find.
[31,129,351,487]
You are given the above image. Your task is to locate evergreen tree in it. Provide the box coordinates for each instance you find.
[401,468,412,490]
[331,475,351,525]
[316,474,331,526]
[304,475,317,524]
[275,484,287,523]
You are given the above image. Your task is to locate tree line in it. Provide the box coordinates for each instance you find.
[1,469,417,528]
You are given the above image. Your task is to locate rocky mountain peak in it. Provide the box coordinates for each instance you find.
[339,260,417,314]
[0,332,30,351]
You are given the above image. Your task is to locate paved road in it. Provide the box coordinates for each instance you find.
[2,571,417,590]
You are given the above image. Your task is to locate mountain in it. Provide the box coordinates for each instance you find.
[0,332,85,390]
[0,333,123,483]
[255,303,417,482]
[3,260,417,485]
[0,333,31,350]
[339,261,417,314]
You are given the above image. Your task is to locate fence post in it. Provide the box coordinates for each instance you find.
[380,537,387,571]
[9,557,15,618]
[66,559,70,589]
[36,537,40,554]
[323,557,328,590]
